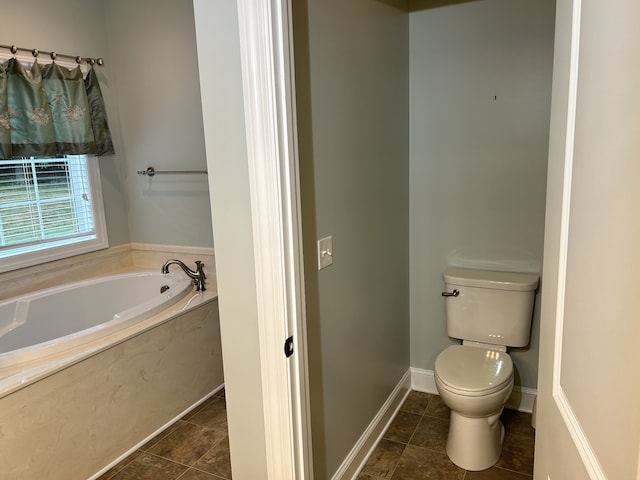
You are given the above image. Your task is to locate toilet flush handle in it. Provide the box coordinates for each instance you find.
[441,289,460,297]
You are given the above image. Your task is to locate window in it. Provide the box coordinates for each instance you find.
[0,156,108,273]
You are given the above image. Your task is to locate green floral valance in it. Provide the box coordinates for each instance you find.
[0,58,114,159]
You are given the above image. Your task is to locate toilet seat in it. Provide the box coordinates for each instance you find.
[435,345,513,397]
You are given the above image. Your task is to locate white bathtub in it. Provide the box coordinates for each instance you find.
[0,271,192,368]
[0,271,223,479]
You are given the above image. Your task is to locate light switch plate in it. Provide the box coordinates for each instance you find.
[317,236,333,270]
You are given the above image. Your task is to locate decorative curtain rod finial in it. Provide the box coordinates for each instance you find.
[32,49,39,58]
[10,45,17,55]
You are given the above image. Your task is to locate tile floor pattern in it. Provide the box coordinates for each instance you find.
[359,391,535,480]
[98,389,534,480]
[98,389,231,480]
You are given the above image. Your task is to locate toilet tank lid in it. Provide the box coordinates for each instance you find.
[443,267,539,291]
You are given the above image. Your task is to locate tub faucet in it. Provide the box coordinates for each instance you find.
[161,259,206,291]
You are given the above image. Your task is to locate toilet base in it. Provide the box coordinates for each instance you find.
[446,409,505,471]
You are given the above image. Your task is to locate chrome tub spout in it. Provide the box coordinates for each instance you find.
[161,259,206,291]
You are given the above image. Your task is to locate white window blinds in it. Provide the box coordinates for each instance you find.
[0,156,107,272]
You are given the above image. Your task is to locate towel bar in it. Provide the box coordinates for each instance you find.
[136,166,208,177]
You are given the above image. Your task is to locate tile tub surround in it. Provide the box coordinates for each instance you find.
[358,391,535,480]
[0,294,223,479]
[98,389,231,480]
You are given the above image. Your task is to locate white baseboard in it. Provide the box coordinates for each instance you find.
[410,367,537,414]
[506,385,537,414]
[410,367,438,394]
[331,369,412,480]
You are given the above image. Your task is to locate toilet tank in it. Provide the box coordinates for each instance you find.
[443,267,539,347]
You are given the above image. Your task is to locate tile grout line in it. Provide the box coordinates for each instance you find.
[176,465,228,480]
[97,390,231,480]
[186,438,229,478]
[135,448,230,480]
[387,440,409,480]
[387,395,433,480]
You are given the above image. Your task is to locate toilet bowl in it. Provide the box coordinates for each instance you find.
[437,267,538,471]
[435,344,514,471]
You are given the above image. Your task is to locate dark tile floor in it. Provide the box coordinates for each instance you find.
[98,388,231,480]
[98,389,534,480]
[358,391,535,480]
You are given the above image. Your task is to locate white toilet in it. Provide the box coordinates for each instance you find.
[434,267,538,471]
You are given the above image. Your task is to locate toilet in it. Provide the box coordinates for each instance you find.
[435,267,538,471]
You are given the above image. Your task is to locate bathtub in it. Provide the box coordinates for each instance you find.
[0,271,223,479]
[0,271,192,368]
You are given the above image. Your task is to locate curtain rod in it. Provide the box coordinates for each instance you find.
[0,44,104,66]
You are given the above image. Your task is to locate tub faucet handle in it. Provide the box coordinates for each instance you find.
[195,260,206,280]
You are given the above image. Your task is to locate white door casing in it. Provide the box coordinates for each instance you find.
[236,0,314,479]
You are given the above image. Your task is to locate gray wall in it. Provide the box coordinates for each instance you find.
[105,0,213,248]
[1,0,214,249]
[0,0,131,246]
[409,0,556,388]
[193,0,269,477]
[294,0,410,477]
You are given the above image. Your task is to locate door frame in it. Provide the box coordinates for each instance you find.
[236,0,313,478]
